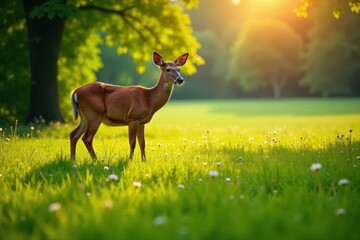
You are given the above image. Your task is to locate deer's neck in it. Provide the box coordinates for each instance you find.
[148,72,174,113]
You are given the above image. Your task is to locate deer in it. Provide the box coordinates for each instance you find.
[70,51,189,161]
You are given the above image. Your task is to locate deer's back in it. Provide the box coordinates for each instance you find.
[76,82,153,126]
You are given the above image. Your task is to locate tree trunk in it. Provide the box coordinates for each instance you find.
[23,0,66,123]
[272,84,282,99]
[270,78,283,99]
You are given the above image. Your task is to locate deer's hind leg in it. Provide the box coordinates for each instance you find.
[82,111,102,160]
[70,117,87,160]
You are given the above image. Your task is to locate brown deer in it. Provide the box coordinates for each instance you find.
[70,52,189,161]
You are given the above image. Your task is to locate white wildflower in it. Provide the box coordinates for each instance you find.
[153,216,167,226]
[104,200,113,209]
[356,156,360,160]
[225,177,231,182]
[72,164,78,168]
[48,202,61,213]
[178,184,185,189]
[133,181,142,188]
[198,178,203,182]
[338,178,349,186]
[202,162,207,166]
[216,162,221,166]
[310,163,322,172]
[208,170,219,178]
[336,208,345,216]
[108,174,119,181]
[249,137,254,142]
[104,166,109,171]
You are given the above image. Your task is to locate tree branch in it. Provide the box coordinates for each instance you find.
[123,13,160,44]
[121,15,154,49]
[78,5,134,15]
[78,4,161,49]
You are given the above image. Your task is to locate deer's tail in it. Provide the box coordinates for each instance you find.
[71,90,79,120]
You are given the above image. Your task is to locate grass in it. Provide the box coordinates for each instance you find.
[1,98,360,239]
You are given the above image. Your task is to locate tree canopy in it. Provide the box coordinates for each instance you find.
[301,1,360,96]
[0,0,204,124]
[228,19,304,98]
[295,0,360,18]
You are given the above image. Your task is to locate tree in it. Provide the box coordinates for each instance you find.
[301,1,360,96]
[228,20,304,98]
[176,29,235,99]
[295,0,360,18]
[23,0,68,123]
[0,1,30,124]
[1,0,203,124]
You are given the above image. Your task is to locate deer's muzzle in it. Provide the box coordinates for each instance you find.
[175,77,184,85]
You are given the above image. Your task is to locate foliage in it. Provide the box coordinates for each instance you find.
[294,0,360,18]
[174,29,238,99]
[228,19,304,98]
[58,28,103,122]
[30,0,78,19]
[301,1,360,96]
[96,38,167,87]
[0,99,360,239]
[71,0,204,74]
[0,1,30,125]
[0,0,203,124]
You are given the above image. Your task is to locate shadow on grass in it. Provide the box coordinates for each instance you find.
[23,155,129,186]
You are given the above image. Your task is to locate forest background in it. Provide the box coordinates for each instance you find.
[1,0,359,125]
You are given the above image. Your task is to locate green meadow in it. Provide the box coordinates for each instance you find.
[1,98,360,239]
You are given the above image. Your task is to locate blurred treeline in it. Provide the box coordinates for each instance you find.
[97,0,360,99]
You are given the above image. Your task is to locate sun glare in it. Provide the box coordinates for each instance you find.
[232,0,241,5]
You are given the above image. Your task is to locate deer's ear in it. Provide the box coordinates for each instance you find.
[153,52,165,66]
[174,53,189,66]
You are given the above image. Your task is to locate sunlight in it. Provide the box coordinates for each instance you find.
[232,0,281,4]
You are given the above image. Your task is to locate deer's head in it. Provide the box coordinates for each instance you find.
[153,52,189,86]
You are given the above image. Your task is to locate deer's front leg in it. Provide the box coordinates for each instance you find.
[137,124,146,162]
[128,120,139,159]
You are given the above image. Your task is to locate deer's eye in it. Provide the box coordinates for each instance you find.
[166,68,171,72]
[177,68,180,72]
